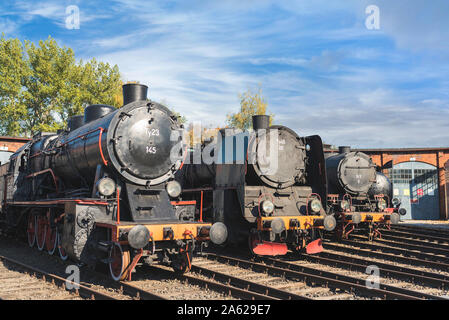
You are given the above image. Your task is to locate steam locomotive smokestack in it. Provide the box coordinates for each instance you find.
[339,146,351,154]
[252,115,270,131]
[67,115,84,131]
[123,83,148,105]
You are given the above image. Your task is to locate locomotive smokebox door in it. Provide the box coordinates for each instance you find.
[61,202,108,265]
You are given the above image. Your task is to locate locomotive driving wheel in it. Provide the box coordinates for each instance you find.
[26,214,36,248]
[45,225,57,255]
[57,232,68,261]
[35,215,47,251]
[109,242,131,281]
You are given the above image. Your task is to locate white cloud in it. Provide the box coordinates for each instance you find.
[0,18,19,35]
[5,0,449,148]
[358,0,449,53]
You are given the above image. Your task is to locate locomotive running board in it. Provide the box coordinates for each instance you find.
[251,241,288,256]
[306,239,323,254]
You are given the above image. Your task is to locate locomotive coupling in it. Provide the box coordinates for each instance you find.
[209,222,228,245]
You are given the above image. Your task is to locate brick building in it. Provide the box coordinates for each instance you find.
[355,148,449,220]
[0,136,30,165]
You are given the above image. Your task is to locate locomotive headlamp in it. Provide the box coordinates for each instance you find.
[340,200,350,211]
[392,198,401,206]
[97,178,116,196]
[310,199,322,213]
[261,200,274,215]
[377,199,387,211]
[166,180,182,198]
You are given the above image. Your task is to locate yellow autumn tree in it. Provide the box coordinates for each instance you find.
[184,123,221,148]
[226,86,273,130]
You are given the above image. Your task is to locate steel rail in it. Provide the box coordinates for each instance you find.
[299,251,449,290]
[328,239,449,264]
[392,225,449,237]
[116,281,166,300]
[350,234,449,256]
[376,233,449,251]
[203,253,433,300]
[190,264,310,300]
[0,254,117,300]
[145,265,276,300]
[380,229,449,244]
[253,255,445,300]
[323,242,449,271]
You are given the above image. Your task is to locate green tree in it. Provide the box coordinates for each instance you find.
[0,35,122,136]
[226,86,273,130]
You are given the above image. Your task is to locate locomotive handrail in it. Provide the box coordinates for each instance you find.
[29,127,109,167]
[343,193,353,209]
[25,168,59,193]
[305,193,322,216]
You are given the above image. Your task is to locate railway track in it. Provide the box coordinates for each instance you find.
[0,254,116,300]
[333,238,449,264]
[2,228,449,300]
[139,264,283,300]
[391,225,449,238]
[381,228,449,244]
[191,255,353,300]
[202,252,443,300]
[349,234,449,256]
[298,251,449,291]
[322,241,449,272]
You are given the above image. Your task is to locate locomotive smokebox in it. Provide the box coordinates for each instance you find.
[123,83,148,105]
[252,115,270,130]
[67,115,84,131]
[339,146,351,154]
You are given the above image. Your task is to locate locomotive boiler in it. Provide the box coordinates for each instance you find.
[325,147,400,240]
[177,115,336,256]
[0,83,215,280]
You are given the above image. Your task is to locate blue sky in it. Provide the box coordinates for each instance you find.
[1,0,449,148]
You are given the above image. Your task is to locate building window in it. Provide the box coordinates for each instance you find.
[388,169,412,184]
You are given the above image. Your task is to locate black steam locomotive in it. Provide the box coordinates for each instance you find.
[0,83,216,280]
[325,146,401,240]
[177,115,336,256]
